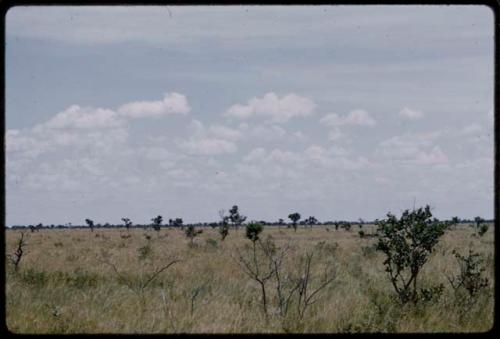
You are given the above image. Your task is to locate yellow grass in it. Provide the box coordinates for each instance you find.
[5,224,494,333]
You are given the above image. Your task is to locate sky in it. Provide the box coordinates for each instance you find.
[5,5,494,226]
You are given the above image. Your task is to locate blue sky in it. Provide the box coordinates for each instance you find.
[5,5,494,226]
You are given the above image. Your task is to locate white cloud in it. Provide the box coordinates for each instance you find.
[118,92,190,118]
[399,107,424,120]
[243,147,267,162]
[209,124,243,141]
[320,109,376,127]
[413,146,449,165]
[224,92,316,123]
[178,137,237,155]
[177,119,239,155]
[327,128,345,141]
[375,131,447,165]
[34,105,124,130]
[460,123,483,135]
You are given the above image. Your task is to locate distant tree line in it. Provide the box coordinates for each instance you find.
[7,211,493,232]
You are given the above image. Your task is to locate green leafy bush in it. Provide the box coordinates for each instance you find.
[375,205,447,303]
[245,223,263,242]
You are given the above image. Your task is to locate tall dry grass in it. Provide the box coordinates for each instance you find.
[5,224,494,333]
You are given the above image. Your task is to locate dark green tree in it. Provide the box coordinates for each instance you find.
[229,205,247,229]
[85,219,94,232]
[151,215,163,232]
[121,218,132,232]
[375,205,447,304]
[246,223,263,242]
[288,213,301,232]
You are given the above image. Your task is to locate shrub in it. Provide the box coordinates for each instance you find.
[245,223,263,242]
[138,244,152,261]
[205,238,218,249]
[420,283,444,303]
[185,225,203,245]
[478,223,488,237]
[375,205,447,303]
[218,209,230,241]
[447,249,489,301]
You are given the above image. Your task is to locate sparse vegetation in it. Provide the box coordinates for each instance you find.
[5,210,494,333]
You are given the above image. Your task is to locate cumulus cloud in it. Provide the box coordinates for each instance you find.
[118,92,190,118]
[412,146,449,165]
[224,92,316,123]
[177,119,238,155]
[209,124,243,141]
[399,107,424,120]
[7,91,191,160]
[460,123,483,135]
[34,105,125,131]
[320,109,376,127]
[375,131,447,165]
[178,138,237,155]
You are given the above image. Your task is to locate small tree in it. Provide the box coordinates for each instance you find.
[218,209,230,241]
[278,218,284,229]
[174,218,184,230]
[358,218,364,229]
[305,216,318,228]
[341,222,352,231]
[246,223,263,242]
[151,215,163,233]
[9,232,27,272]
[375,205,447,304]
[229,205,247,229]
[122,218,132,232]
[85,219,94,232]
[288,213,301,232]
[447,249,489,301]
[185,225,203,245]
[473,217,488,236]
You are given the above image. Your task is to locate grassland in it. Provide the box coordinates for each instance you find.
[5,224,494,333]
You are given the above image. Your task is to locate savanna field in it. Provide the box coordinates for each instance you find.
[5,223,494,334]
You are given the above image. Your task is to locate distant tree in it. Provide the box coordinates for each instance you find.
[174,218,184,230]
[85,219,94,232]
[151,215,163,232]
[229,205,247,229]
[451,216,460,226]
[218,209,230,241]
[473,216,488,236]
[29,225,35,233]
[334,221,340,231]
[288,213,301,232]
[122,218,132,232]
[278,218,284,229]
[341,222,352,231]
[305,216,318,228]
[185,225,203,245]
[358,218,364,229]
